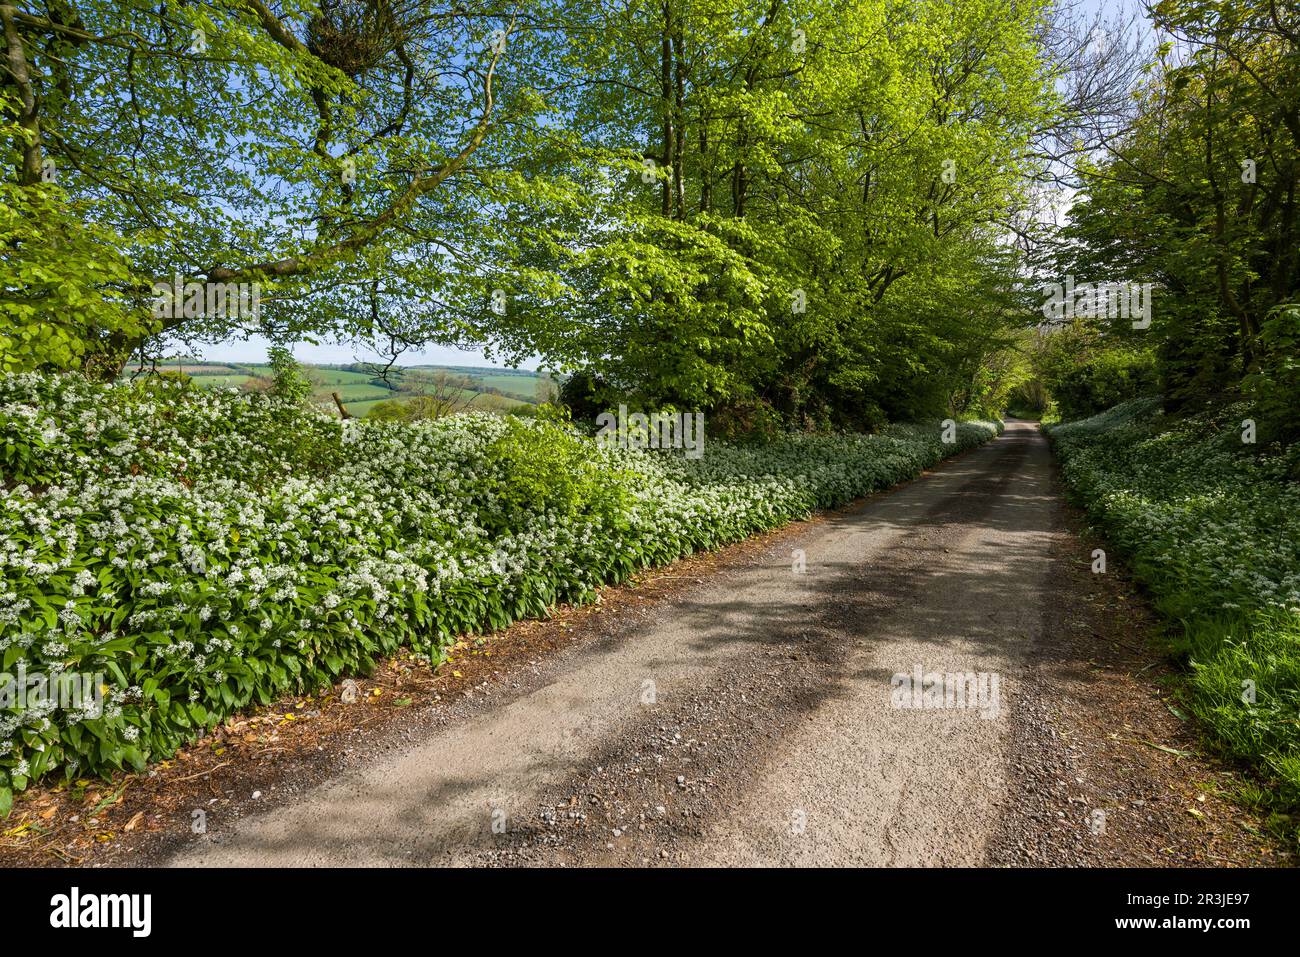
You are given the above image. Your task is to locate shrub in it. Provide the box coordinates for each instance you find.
[481,414,636,536]
[1243,302,1300,445]
[268,346,313,406]
[1043,347,1157,421]
[557,368,618,426]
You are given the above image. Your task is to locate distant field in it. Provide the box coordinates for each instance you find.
[158,364,245,376]
[122,361,550,417]
[332,382,394,402]
[347,389,528,418]
[185,374,251,388]
[406,366,541,402]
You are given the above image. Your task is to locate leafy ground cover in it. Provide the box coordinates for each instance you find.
[0,374,999,811]
[1049,398,1300,815]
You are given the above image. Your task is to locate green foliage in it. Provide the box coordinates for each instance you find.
[1035,324,1158,420]
[947,331,1036,421]
[262,348,337,472]
[708,399,790,443]
[0,1,578,367]
[1181,613,1300,809]
[364,398,413,421]
[528,0,1054,423]
[1049,398,1300,815]
[0,374,1000,800]
[0,106,154,376]
[4,1,1049,419]
[1242,304,1300,443]
[557,369,618,426]
[1055,0,1299,423]
[268,347,313,406]
[364,394,459,421]
[153,370,193,388]
[483,416,635,536]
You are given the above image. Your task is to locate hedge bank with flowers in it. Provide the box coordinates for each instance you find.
[1049,398,1300,806]
[0,373,1000,809]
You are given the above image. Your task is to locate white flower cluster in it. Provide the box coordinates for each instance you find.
[1051,397,1300,618]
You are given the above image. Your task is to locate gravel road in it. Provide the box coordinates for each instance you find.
[165,421,1274,867]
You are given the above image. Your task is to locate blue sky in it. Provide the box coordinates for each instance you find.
[196,334,538,370]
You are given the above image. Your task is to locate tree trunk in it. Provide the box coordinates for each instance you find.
[1,3,44,185]
[660,3,674,218]
[672,20,686,220]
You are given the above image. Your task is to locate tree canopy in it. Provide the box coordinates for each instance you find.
[1049,0,1299,435]
[4,0,1292,430]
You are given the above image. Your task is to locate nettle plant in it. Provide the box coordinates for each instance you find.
[0,373,1000,810]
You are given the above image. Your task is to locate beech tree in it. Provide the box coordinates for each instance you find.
[1,0,570,374]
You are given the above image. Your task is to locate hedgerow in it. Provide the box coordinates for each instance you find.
[1048,398,1300,807]
[0,373,1000,811]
